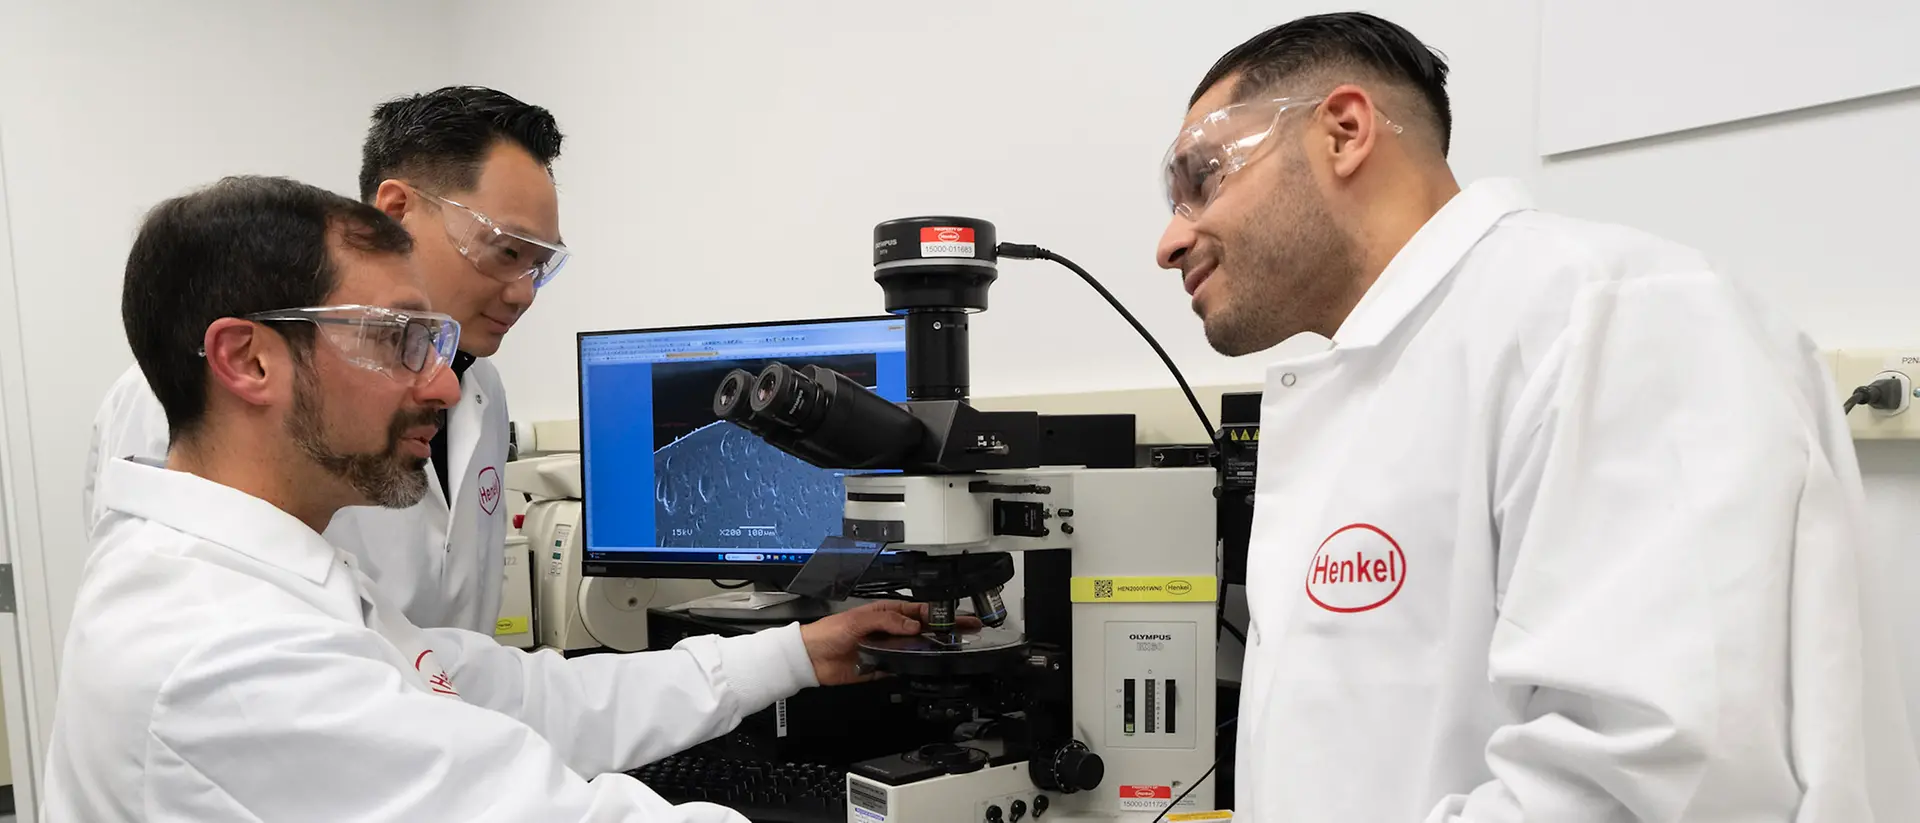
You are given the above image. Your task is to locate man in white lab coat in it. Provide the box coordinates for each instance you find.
[83,86,566,634]
[48,176,931,821]
[1155,12,1920,821]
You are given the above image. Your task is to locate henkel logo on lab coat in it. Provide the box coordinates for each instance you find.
[1305,523,1407,613]
[477,466,502,515]
[414,650,460,697]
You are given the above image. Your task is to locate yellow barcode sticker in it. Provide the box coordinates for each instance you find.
[1070,576,1217,603]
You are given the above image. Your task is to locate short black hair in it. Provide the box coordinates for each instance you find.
[123,175,414,440]
[1193,12,1452,156]
[358,85,564,202]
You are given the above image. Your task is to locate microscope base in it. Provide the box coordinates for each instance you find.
[849,759,1050,823]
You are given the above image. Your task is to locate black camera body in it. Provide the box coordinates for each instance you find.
[712,216,1048,475]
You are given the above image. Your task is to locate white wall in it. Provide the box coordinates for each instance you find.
[459,0,1920,721]
[453,0,1540,414]
[0,0,461,793]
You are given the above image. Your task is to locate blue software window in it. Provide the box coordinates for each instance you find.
[578,317,907,564]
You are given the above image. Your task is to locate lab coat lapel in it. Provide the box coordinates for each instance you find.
[443,375,487,532]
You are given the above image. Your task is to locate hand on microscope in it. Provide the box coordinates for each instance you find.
[800,601,983,685]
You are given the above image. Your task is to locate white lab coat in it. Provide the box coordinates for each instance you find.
[1234,178,1920,821]
[46,457,818,822]
[82,357,510,633]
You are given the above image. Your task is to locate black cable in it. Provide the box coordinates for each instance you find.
[1139,718,1239,823]
[998,243,1216,441]
[711,579,752,590]
[1215,578,1247,646]
[1221,615,1248,647]
[1150,762,1218,823]
[1844,377,1904,415]
[1215,581,1227,642]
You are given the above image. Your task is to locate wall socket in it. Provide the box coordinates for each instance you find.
[1828,349,1920,440]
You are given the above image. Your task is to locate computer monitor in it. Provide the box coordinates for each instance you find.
[577,316,908,583]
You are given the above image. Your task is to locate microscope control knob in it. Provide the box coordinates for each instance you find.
[1031,741,1104,794]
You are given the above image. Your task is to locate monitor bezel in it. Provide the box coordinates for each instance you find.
[575,314,901,584]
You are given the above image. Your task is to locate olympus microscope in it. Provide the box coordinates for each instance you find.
[713,217,1220,822]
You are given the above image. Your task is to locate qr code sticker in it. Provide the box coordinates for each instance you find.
[1094,579,1114,599]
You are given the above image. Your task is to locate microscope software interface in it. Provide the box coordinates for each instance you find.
[578,317,908,566]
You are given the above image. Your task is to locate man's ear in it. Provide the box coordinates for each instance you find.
[1319,85,1382,180]
[201,318,280,410]
[372,179,412,222]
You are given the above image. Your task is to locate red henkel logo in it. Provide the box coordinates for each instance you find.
[1121,786,1171,799]
[1305,523,1407,613]
[477,466,502,515]
[920,226,974,243]
[414,650,461,697]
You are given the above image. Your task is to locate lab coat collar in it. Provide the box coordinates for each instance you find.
[442,357,489,527]
[98,457,338,584]
[1332,178,1534,348]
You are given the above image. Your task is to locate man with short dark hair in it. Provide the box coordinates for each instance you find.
[48,176,929,821]
[84,86,568,634]
[1158,12,1920,819]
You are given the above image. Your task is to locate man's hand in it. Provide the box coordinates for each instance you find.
[800,601,976,686]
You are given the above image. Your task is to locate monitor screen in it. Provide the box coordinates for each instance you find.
[577,316,908,580]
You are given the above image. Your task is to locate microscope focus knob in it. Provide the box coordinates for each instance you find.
[1031,741,1104,794]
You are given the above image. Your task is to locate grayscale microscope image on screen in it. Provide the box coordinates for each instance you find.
[577,316,907,570]
[649,355,879,550]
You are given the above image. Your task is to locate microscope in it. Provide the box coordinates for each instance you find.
[713,217,1219,822]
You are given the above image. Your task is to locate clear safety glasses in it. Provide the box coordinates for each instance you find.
[246,305,462,386]
[412,187,571,289]
[1162,96,1325,220]
[1160,96,1406,220]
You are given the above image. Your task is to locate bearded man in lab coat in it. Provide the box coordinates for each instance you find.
[47,176,931,821]
[84,86,565,634]
[1155,12,1920,821]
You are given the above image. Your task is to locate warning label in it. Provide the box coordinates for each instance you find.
[919,226,976,257]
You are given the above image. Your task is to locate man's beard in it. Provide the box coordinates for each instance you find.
[1201,157,1360,357]
[288,367,436,509]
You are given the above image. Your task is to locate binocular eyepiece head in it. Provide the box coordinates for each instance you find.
[713,362,926,470]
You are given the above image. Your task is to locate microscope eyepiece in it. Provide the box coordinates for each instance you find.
[747,362,827,433]
[712,369,755,423]
[712,362,927,470]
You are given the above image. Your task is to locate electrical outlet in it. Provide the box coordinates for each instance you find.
[1828,349,1920,440]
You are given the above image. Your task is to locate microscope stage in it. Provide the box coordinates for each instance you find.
[858,626,1029,677]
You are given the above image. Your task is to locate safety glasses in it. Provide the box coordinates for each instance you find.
[1160,96,1406,220]
[245,305,462,386]
[1162,96,1325,220]
[411,187,570,289]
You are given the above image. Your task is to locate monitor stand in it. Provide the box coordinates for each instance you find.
[677,585,837,625]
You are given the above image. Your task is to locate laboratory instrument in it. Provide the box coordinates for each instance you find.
[714,217,1221,822]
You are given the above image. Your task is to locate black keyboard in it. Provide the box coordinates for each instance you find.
[629,755,847,822]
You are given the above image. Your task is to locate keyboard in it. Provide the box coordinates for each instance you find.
[630,754,848,822]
